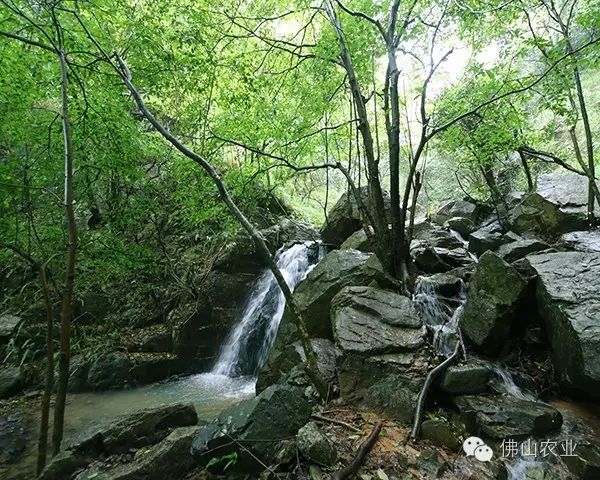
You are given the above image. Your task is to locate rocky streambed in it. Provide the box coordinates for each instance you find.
[2,173,600,480]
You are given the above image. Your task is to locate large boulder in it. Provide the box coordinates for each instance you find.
[411,223,475,273]
[191,384,312,473]
[496,238,549,263]
[340,228,375,252]
[320,187,391,245]
[454,395,562,439]
[445,216,476,236]
[460,252,526,354]
[537,173,599,218]
[256,338,336,393]
[72,426,198,480]
[41,404,198,480]
[0,314,21,345]
[508,193,568,237]
[331,286,429,422]
[526,252,600,398]
[0,366,22,399]
[440,362,490,395]
[468,221,519,256]
[432,199,479,225]
[87,352,133,390]
[332,286,425,355]
[561,231,600,252]
[286,249,392,339]
[215,218,320,273]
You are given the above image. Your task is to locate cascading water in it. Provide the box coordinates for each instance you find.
[212,241,324,377]
[413,277,467,356]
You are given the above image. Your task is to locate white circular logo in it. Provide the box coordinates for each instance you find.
[462,436,493,462]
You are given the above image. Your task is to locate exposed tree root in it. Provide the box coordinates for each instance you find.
[410,339,462,440]
[331,422,382,480]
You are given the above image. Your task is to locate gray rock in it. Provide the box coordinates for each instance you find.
[340,228,375,252]
[526,252,600,398]
[446,216,476,236]
[0,314,21,344]
[297,421,337,467]
[460,252,526,354]
[288,249,393,339]
[496,238,549,262]
[39,450,89,480]
[0,366,22,399]
[332,286,425,355]
[320,186,391,245]
[191,384,312,473]
[537,173,599,217]
[73,426,199,480]
[468,222,506,255]
[421,417,461,451]
[509,192,586,237]
[562,230,600,252]
[87,352,133,390]
[339,352,430,423]
[70,403,198,456]
[562,442,600,480]
[433,200,478,225]
[454,395,562,439]
[256,338,337,393]
[411,225,475,273]
[440,362,490,394]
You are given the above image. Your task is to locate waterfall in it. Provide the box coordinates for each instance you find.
[490,366,536,401]
[413,277,467,357]
[212,241,324,377]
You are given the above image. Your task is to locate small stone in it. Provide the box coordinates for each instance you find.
[297,421,338,467]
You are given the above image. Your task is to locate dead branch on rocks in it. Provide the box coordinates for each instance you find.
[410,339,462,440]
[311,414,361,433]
[331,422,382,480]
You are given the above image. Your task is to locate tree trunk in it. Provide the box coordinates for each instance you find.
[37,261,54,473]
[52,49,77,456]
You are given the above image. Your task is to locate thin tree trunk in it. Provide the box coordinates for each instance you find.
[37,260,54,473]
[326,1,390,270]
[517,147,534,192]
[52,49,77,456]
[115,56,326,396]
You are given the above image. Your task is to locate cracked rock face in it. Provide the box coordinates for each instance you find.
[332,286,426,355]
[526,251,600,398]
[331,286,429,422]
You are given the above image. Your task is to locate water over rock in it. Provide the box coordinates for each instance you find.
[460,251,526,354]
[526,252,600,398]
[454,395,562,439]
[191,384,312,473]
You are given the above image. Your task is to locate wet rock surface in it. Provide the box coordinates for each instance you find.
[527,252,600,398]
[191,384,312,473]
[454,394,563,439]
[460,252,526,353]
